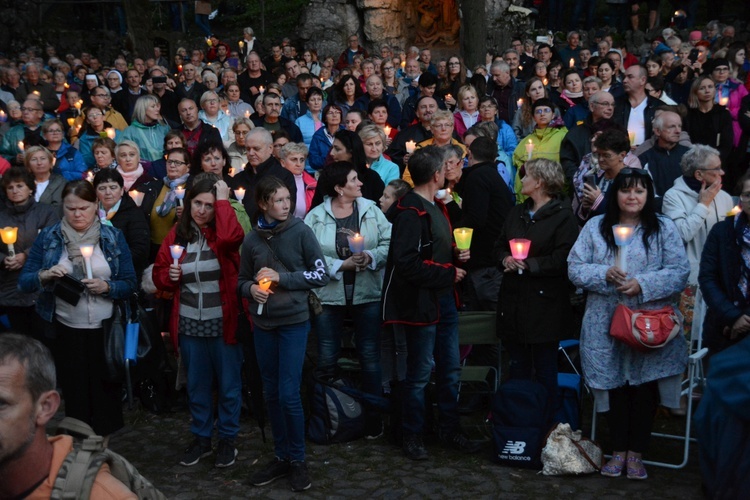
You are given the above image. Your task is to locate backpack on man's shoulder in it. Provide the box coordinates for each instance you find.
[51,417,166,500]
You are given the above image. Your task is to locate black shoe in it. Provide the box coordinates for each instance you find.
[402,433,428,460]
[249,457,290,486]
[215,439,238,468]
[289,460,312,492]
[440,430,483,454]
[179,437,212,466]
[364,414,384,440]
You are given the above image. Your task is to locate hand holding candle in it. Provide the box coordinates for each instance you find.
[175,186,186,206]
[453,227,473,250]
[234,187,246,201]
[612,224,635,273]
[509,238,531,274]
[1,227,18,258]
[256,278,272,314]
[383,125,392,137]
[405,140,416,154]
[347,233,365,254]
[129,190,145,207]
[80,244,94,279]
[516,98,523,109]
[170,245,184,266]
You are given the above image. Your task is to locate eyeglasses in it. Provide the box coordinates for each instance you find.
[92,93,110,98]
[166,159,188,166]
[20,107,42,112]
[592,101,615,107]
[87,113,104,118]
[713,67,730,72]
[432,122,452,129]
[698,166,723,172]
[593,151,619,161]
[448,62,460,66]
[383,66,395,70]
[204,99,219,104]
[534,108,553,114]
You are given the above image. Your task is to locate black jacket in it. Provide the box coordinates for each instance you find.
[230,156,297,221]
[455,161,514,269]
[612,94,662,141]
[179,122,223,155]
[381,191,457,325]
[486,76,525,125]
[386,123,432,173]
[110,194,151,279]
[686,106,734,164]
[353,91,402,129]
[174,81,208,105]
[638,143,689,212]
[250,116,303,143]
[559,115,595,186]
[496,196,579,343]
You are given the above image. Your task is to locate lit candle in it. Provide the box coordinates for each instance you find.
[445,93,453,102]
[66,117,75,127]
[1,227,18,257]
[509,238,531,274]
[384,125,392,136]
[129,190,144,207]
[17,141,24,152]
[80,244,94,279]
[206,37,212,46]
[628,131,636,146]
[516,98,523,109]
[405,140,417,154]
[347,233,365,254]
[244,110,250,118]
[257,278,272,314]
[178,64,183,73]
[228,167,236,177]
[170,245,184,266]
[224,109,230,116]
[518,65,523,71]
[86,171,94,183]
[525,138,534,160]
[543,78,548,86]
[64,82,69,89]
[401,60,406,69]
[259,86,265,94]
[32,90,40,96]
[612,224,635,272]
[0,110,6,122]
[234,187,246,201]
[74,100,82,110]
[436,187,451,199]
[239,40,244,49]
[727,205,741,217]
[105,128,116,140]
[175,186,186,206]
[569,58,575,68]
[453,227,473,250]
[719,96,729,107]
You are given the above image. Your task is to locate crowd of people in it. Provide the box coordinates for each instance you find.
[0,18,749,496]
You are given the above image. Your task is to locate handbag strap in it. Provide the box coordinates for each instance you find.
[260,236,292,273]
[568,437,601,471]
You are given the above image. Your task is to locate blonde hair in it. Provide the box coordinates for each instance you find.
[525,159,566,196]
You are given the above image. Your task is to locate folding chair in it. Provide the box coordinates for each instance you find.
[590,347,709,469]
[457,311,501,398]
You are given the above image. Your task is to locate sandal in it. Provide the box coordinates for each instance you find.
[601,454,625,477]
[626,456,648,480]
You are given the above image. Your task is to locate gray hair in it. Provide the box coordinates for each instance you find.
[131,94,164,125]
[680,144,720,176]
[652,110,679,132]
[232,117,254,132]
[582,76,603,87]
[0,334,56,403]
[490,61,510,74]
[279,142,308,160]
[358,123,387,144]
[199,90,219,106]
[247,127,273,146]
[525,159,566,196]
[243,27,255,36]
[115,140,141,160]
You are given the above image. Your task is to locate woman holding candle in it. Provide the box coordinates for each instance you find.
[439,56,466,111]
[0,167,59,337]
[74,107,121,170]
[304,161,391,436]
[568,169,689,480]
[685,76,734,165]
[93,168,150,278]
[120,95,171,162]
[227,118,254,173]
[308,104,344,172]
[18,179,137,437]
[401,110,467,187]
[148,131,187,182]
[711,58,748,150]
[24,146,66,208]
[42,118,87,182]
[452,84,479,140]
[496,159,578,414]
[239,176,329,491]
[294,87,325,149]
[153,176,245,468]
[512,78,550,142]
[279,142,317,219]
[115,140,155,191]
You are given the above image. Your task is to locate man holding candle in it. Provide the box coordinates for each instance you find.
[612,65,661,146]
[237,51,273,106]
[382,145,480,460]
[386,96,436,174]
[486,61,525,126]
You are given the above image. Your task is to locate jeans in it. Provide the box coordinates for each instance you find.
[505,340,559,412]
[254,321,309,462]
[570,0,596,29]
[381,324,408,389]
[314,302,382,397]
[180,335,243,441]
[402,291,461,435]
[194,14,211,37]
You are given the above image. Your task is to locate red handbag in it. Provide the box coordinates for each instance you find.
[609,304,681,352]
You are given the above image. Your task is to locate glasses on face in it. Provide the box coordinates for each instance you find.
[714,67,729,72]
[698,166,723,172]
[592,101,614,108]
[619,167,650,178]
[448,62,460,66]
[235,130,251,136]
[204,99,219,104]
[593,151,618,161]
[166,159,188,166]
[21,107,42,112]
[432,122,452,129]
[92,93,110,98]
[534,108,552,115]
[88,113,104,118]
[383,66,395,71]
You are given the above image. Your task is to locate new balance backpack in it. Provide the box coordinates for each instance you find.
[307,377,366,444]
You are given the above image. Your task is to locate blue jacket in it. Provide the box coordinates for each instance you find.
[496,118,518,158]
[294,110,323,148]
[308,126,339,171]
[77,128,122,169]
[354,91,402,129]
[18,222,137,322]
[54,142,88,181]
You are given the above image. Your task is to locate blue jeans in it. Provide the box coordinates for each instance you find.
[314,302,382,397]
[402,291,461,435]
[254,321,309,462]
[194,14,211,37]
[381,324,408,389]
[505,340,559,411]
[180,335,243,441]
[570,0,596,29]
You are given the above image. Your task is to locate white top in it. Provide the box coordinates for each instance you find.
[627,97,648,146]
[35,179,49,202]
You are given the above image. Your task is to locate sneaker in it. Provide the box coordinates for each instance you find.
[364,415,384,440]
[289,461,312,492]
[179,437,212,466]
[402,433,428,460]
[215,439,238,468]
[440,430,483,454]
[249,457,290,486]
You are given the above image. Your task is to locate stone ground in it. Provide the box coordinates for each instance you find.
[55,394,704,499]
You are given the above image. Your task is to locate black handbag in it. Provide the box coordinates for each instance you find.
[53,274,87,306]
[102,295,154,382]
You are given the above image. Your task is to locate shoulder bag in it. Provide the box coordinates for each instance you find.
[609,303,681,352]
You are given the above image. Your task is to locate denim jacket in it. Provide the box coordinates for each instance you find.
[18,222,137,322]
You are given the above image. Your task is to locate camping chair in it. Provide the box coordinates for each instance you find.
[590,347,709,469]
[457,311,501,399]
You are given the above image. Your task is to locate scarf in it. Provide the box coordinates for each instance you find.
[683,175,703,194]
[736,212,750,302]
[61,217,101,261]
[156,173,190,217]
[97,199,121,227]
[117,164,144,190]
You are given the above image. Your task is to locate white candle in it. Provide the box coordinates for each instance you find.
[128,190,144,207]
[105,128,116,140]
[234,187,246,201]
[80,245,94,279]
[257,278,272,314]
[175,186,185,206]
[384,125,392,137]
[170,245,184,266]
[405,140,416,154]
[17,141,24,152]
[525,139,534,160]
[516,98,523,109]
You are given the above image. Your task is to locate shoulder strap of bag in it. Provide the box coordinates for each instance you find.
[52,418,107,500]
[260,236,292,273]
[568,437,601,471]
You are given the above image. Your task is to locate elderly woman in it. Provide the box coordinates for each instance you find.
[280,142,316,219]
[402,110,467,186]
[304,161,391,438]
[478,96,518,159]
[153,177,245,468]
[294,87,325,148]
[18,180,137,437]
[225,82,253,119]
[199,91,234,146]
[0,167,59,337]
[227,117,254,173]
[115,140,155,191]
[74,107,121,170]
[497,159,579,413]
[42,119,87,181]
[120,95,171,162]
[663,145,733,348]
[24,146,66,207]
[202,70,219,92]
[513,78,549,141]
[89,137,118,172]
[359,124,399,185]
[93,168,151,278]
[568,169,689,480]
[686,75,734,165]
[308,104,344,172]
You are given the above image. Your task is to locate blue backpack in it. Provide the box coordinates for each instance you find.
[307,377,366,444]
[491,379,553,469]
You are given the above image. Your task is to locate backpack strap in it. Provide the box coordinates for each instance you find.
[55,417,97,439]
[51,445,108,499]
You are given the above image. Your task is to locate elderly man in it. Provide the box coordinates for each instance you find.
[336,34,369,71]
[237,51,273,104]
[502,49,523,81]
[354,75,402,128]
[14,63,59,113]
[2,67,21,95]
[558,31,582,67]
[560,90,615,184]
[613,64,662,146]
[486,61,524,126]
[387,96,437,172]
[231,128,297,220]
[0,98,45,165]
[174,63,207,105]
[0,335,143,498]
[397,58,422,106]
[176,98,222,156]
[251,92,303,143]
[563,75,603,128]
[638,110,690,211]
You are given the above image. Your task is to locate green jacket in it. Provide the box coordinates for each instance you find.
[513,126,568,203]
[120,121,170,162]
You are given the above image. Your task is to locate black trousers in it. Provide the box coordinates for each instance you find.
[605,381,659,453]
